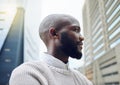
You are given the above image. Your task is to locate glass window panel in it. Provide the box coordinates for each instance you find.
[108,16,120,31]
[105,0,111,8]
[109,27,120,40]
[94,50,105,60]
[106,0,118,15]
[110,38,120,48]
[93,28,102,41]
[93,36,103,47]
[107,5,120,23]
[93,43,104,53]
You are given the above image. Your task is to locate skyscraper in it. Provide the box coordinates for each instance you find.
[82,0,120,84]
[0,7,24,85]
[0,0,41,84]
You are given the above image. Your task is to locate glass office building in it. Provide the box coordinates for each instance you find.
[0,0,41,84]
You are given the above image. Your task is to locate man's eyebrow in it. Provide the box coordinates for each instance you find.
[72,26,80,29]
[76,26,80,29]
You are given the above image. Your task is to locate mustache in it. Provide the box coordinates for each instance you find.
[76,41,83,45]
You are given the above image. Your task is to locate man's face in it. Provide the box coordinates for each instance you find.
[58,24,84,59]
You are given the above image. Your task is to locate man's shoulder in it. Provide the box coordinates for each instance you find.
[70,69,85,77]
[70,69,93,85]
[12,61,48,74]
[9,61,50,85]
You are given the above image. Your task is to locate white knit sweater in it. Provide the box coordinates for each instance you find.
[9,53,93,85]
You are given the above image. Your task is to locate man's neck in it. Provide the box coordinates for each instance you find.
[47,49,69,64]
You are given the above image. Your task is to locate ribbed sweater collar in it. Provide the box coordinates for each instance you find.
[41,53,69,70]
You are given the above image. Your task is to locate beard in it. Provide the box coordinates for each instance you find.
[59,32,82,59]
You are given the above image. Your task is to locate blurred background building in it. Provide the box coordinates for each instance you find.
[0,0,41,84]
[82,0,120,85]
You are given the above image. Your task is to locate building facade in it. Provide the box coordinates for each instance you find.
[0,6,24,85]
[82,0,120,85]
[0,0,41,84]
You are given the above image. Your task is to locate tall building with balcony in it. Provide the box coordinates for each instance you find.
[82,0,120,84]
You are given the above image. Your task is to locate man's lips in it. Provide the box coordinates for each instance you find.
[77,42,83,45]
[77,42,83,49]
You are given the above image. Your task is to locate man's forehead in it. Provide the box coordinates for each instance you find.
[68,24,80,29]
[68,22,80,28]
[61,16,79,25]
[61,24,80,30]
[69,20,80,26]
[71,23,80,27]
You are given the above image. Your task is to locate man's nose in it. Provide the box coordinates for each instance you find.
[79,34,84,41]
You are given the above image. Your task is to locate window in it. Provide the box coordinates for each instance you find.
[4,48,11,52]
[92,15,100,30]
[92,21,102,35]
[94,50,105,60]
[93,35,103,47]
[105,0,111,8]
[110,38,120,48]
[99,56,116,66]
[108,16,120,31]
[107,5,120,23]
[93,43,104,53]
[0,28,3,30]
[105,82,119,85]
[92,28,102,41]
[100,62,117,70]
[109,27,120,40]
[0,19,5,21]
[102,71,118,77]
[106,0,118,15]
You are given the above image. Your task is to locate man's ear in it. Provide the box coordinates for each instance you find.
[49,27,59,39]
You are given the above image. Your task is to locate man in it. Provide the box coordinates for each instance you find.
[9,14,93,85]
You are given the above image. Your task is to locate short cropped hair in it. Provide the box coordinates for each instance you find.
[39,14,79,44]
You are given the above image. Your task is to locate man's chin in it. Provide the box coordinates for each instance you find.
[70,52,82,59]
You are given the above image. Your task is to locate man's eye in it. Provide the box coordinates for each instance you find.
[74,28,80,33]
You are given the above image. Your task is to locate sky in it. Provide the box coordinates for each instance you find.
[40,0,85,23]
[25,0,85,68]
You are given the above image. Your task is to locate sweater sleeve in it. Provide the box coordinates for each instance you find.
[9,63,47,85]
[9,71,41,85]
